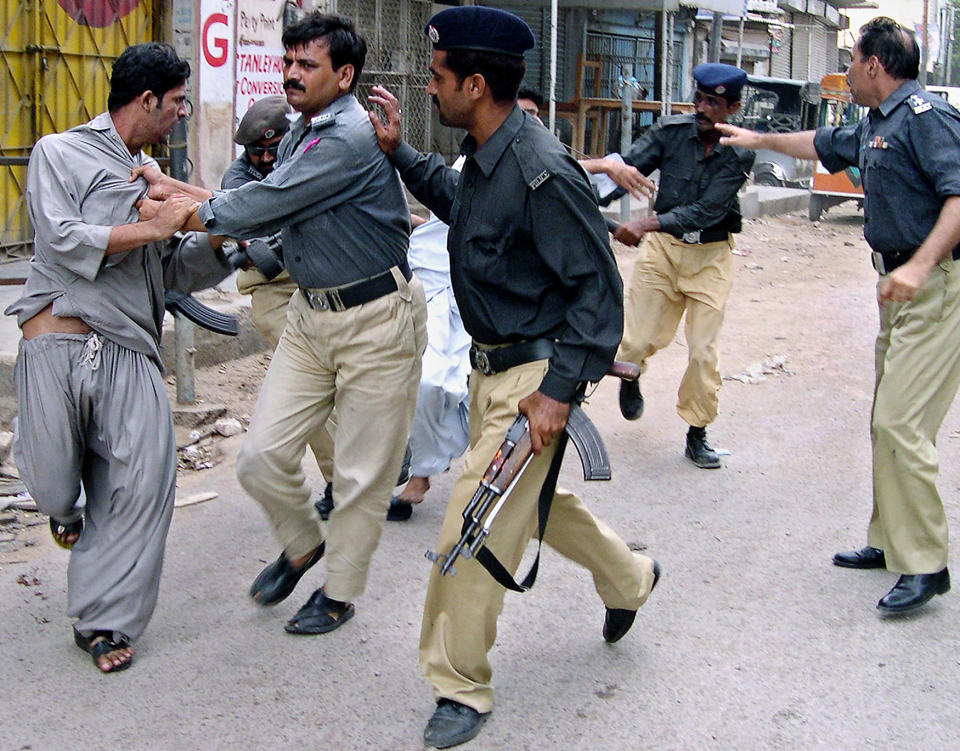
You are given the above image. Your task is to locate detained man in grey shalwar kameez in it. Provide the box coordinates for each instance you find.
[5,43,232,672]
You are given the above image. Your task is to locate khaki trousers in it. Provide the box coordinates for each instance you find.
[419,359,657,713]
[618,231,734,427]
[868,257,960,574]
[237,268,335,481]
[237,269,426,601]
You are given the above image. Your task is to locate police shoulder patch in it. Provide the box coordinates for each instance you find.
[908,94,932,115]
[528,170,552,190]
[310,112,337,130]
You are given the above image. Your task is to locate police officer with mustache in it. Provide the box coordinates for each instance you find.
[612,63,755,469]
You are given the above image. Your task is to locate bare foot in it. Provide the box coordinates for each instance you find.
[396,476,430,504]
[89,636,134,672]
[49,517,83,549]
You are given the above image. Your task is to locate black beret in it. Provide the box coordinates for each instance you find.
[424,6,535,58]
[234,95,291,145]
[693,63,747,102]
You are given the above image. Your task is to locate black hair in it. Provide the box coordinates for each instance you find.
[443,48,526,104]
[517,84,544,108]
[281,12,366,92]
[858,16,920,80]
[108,43,190,111]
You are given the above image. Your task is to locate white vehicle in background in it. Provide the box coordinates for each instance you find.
[926,86,960,111]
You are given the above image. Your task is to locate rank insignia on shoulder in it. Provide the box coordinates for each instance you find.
[310,112,337,130]
[908,94,932,114]
[528,170,551,190]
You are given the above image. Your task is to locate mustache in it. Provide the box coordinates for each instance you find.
[695,114,713,124]
[283,79,306,92]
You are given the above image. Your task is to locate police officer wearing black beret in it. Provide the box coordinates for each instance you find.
[720,18,960,614]
[370,6,659,748]
[613,62,755,471]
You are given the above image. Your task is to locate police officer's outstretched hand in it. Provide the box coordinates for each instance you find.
[368,85,402,155]
[518,391,570,455]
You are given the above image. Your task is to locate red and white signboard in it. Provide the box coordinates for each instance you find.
[199,0,235,105]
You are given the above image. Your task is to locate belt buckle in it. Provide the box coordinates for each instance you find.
[682,230,701,244]
[474,348,493,376]
[306,289,330,311]
[871,251,887,275]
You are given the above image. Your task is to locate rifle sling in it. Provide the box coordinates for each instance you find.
[473,427,570,594]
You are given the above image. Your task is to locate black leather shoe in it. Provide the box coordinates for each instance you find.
[685,426,721,469]
[604,560,660,643]
[877,568,950,614]
[833,546,885,569]
[619,379,644,421]
[314,482,334,520]
[285,588,355,634]
[424,699,489,749]
[386,497,413,522]
[248,543,325,606]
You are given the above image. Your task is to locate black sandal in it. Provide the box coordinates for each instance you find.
[49,517,83,550]
[73,626,134,673]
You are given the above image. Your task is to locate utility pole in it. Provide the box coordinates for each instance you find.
[709,11,723,62]
[922,0,929,86]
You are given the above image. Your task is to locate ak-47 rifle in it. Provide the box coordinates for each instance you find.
[426,360,641,577]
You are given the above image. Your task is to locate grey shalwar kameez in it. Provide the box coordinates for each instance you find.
[5,112,231,641]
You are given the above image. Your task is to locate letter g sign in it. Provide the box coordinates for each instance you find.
[202,13,229,66]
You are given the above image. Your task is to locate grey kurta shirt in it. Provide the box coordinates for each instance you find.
[5,112,232,368]
[197,94,410,288]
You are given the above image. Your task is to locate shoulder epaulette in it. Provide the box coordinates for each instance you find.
[309,112,337,130]
[528,170,552,190]
[908,94,932,115]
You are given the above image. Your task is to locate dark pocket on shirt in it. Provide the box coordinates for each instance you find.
[658,167,694,203]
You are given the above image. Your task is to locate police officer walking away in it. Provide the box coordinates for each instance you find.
[613,63,755,469]
[369,7,659,748]
[719,17,960,613]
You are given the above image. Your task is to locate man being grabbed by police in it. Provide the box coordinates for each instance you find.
[137,12,426,633]
[6,42,232,673]
[369,7,659,748]
[613,63,755,470]
[718,18,960,614]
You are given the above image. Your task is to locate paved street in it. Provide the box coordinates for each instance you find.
[3,205,960,751]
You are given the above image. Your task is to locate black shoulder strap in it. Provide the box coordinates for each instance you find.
[473,419,571,593]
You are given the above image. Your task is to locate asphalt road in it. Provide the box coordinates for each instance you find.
[3,205,960,751]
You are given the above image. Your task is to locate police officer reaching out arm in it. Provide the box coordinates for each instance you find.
[719,17,960,614]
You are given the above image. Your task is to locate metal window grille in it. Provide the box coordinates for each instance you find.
[334,0,434,152]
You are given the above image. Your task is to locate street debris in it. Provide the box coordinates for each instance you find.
[724,355,793,385]
[175,491,219,508]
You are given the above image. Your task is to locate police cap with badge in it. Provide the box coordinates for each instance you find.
[234,95,291,145]
[424,6,535,57]
[693,63,747,103]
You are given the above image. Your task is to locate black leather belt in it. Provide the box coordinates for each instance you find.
[300,262,411,312]
[871,247,960,275]
[681,228,730,244]
[469,339,554,376]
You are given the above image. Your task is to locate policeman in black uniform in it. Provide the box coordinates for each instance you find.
[369,7,659,748]
[719,17,960,613]
[614,63,755,470]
